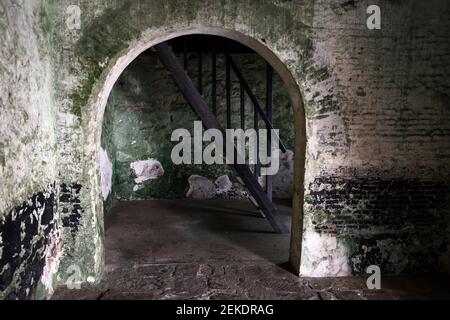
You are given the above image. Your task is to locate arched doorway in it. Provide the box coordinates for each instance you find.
[99,33,300,271]
[79,27,306,283]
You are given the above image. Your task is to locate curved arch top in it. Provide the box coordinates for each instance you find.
[92,27,305,132]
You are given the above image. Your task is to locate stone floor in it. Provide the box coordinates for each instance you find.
[52,200,450,300]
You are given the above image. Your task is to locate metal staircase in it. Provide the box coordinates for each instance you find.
[154,41,289,234]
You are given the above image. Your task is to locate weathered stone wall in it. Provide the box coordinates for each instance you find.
[0,0,59,299]
[51,0,450,280]
[101,50,294,200]
[1,0,449,299]
[300,0,450,276]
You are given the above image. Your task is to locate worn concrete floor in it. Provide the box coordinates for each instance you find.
[52,200,450,300]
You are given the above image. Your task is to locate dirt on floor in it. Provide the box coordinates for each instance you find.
[52,200,450,300]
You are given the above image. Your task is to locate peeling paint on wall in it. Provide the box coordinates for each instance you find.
[0,184,56,299]
[59,183,83,239]
[99,148,112,200]
[0,0,56,217]
[40,227,63,293]
[300,225,351,277]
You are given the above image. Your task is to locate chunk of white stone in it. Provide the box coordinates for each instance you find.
[133,184,144,192]
[214,175,232,194]
[186,175,216,199]
[130,158,164,184]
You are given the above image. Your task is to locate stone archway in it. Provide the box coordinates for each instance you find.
[84,27,307,278]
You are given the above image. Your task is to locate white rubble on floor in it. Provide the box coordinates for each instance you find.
[186,175,217,199]
[186,174,248,200]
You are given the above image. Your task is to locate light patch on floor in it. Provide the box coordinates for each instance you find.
[50,200,450,300]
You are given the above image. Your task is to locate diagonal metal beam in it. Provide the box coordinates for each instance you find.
[153,42,289,234]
